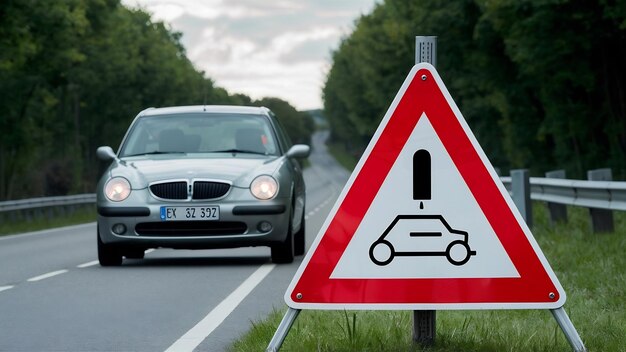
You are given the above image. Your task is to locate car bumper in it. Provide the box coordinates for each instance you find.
[97,200,291,250]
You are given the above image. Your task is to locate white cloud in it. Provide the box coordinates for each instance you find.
[186,26,335,109]
[123,0,268,20]
[145,3,185,22]
[121,0,379,110]
[188,29,257,64]
[271,27,340,56]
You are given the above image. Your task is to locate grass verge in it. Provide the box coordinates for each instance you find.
[0,206,96,237]
[326,142,360,171]
[230,204,626,351]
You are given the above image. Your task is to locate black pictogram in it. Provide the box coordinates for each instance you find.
[413,149,431,206]
[369,214,476,266]
[369,149,476,266]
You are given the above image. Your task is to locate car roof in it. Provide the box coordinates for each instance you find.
[138,105,271,117]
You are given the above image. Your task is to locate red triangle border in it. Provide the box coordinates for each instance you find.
[286,64,565,309]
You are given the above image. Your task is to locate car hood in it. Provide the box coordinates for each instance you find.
[107,155,283,188]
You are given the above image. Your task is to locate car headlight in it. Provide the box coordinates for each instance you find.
[250,175,278,200]
[104,177,131,202]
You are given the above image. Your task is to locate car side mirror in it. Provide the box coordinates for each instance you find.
[97,146,117,161]
[286,144,310,159]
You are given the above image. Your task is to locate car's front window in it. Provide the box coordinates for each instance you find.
[119,113,279,157]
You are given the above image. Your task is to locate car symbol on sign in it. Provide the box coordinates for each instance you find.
[369,214,476,266]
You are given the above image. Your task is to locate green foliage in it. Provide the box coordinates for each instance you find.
[253,97,315,146]
[327,141,360,171]
[323,0,626,178]
[0,0,309,201]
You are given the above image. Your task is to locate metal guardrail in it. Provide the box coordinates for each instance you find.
[2,177,626,215]
[0,194,96,213]
[500,177,626,211]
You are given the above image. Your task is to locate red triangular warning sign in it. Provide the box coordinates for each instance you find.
[285,63,565,310]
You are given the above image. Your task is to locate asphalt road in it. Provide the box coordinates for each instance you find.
[0,130,350,352]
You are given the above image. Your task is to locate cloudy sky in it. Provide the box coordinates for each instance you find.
[121,0,379,110]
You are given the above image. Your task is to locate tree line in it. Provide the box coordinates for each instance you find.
[0,0,313,201]
[323,0,626,179]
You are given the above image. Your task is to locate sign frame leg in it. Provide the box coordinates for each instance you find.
[266,307,301,352]
[551,307,586,352]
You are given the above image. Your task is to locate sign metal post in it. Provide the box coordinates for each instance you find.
[413,35,437,347]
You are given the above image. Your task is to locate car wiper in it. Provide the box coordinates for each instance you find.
[211,149,267,155]
[123,151,185,157]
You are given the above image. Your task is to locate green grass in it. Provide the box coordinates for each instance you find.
[230,204,626,351]
[326,142,360,171]
[0,206,96,237]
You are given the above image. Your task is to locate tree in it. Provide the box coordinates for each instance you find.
[0,0,252,200]
[323,0,626,178]
[254,97,315,145]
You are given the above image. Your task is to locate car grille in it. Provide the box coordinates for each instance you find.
[150,181,230,200]
[150,182,187,200]
[135,221,247,236]
[193,181,230,199]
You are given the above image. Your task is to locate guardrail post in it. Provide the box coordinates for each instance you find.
[511,169,532,227]
[545,170,568,225]
[587,168,614,233]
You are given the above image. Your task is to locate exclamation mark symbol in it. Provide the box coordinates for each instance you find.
[413,149,431,209]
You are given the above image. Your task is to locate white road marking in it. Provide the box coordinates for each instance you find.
[27,270,68,282]
[77,261,99,268]
[305,192,336,221]
[165,263,276,352]
[0,286,14,293]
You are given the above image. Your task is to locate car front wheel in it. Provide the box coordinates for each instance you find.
[271,207,295,264]
[98,228,122,266]
[294,210,305,256]
[124,248,145,260]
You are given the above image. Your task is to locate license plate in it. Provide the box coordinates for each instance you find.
[160,206,220,221]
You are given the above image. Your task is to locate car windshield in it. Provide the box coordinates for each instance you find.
[119,113,279,157]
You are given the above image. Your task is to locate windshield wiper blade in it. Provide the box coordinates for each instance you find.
[211,149,267,155]
[123,151,185,157]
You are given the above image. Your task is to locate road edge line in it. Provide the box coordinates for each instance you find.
[165,263,276,352]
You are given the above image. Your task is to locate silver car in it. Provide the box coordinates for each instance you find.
[95,105,310,266]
